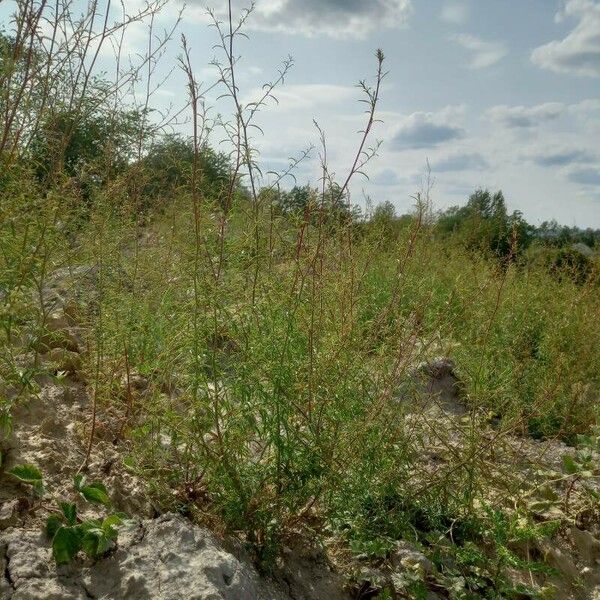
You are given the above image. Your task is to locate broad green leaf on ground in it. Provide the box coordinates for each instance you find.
[59,501,77,525]
[73,473,85,491]
[78,481,110,505]
[32,480,45,497]
[46,515,63,539]
[9,464,44,496]
[563,455,579,475]
[81,526,112,558]
[9,464,43,484]
[52,526,81,564]
[102,514,123,531]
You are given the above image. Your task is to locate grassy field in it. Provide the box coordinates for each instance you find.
[1,1,600,597]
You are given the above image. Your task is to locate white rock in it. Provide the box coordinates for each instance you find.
[1,514,292,600]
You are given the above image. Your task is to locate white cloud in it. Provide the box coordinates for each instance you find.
[441,2,469,25]
[528,147,596,167]
[242,84,357,112]
[193,0,413,39]
[432,152,489,172]
[571,98,600,113]
[452,34,508,69]
[390,106,466,150]
[568,166,600,185]
[371,168,402,186]
[486,103,566,128]
[486,99,600,133]
[531,0,600,77]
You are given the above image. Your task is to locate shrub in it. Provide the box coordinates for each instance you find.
[547,246,595,285]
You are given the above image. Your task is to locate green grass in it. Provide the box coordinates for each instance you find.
[2,172,599,596]
[65,194,600,548]
[2,2,600,593]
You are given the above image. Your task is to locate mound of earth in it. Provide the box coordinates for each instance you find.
[0,266,350,600]
[2,265,600,599]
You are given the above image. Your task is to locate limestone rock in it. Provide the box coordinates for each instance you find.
[1,513,293,600]
[44,348,82,375]
[570,527,600,566]
[390,540,434,576]
[0,500,19,530]
[275,538,351,600]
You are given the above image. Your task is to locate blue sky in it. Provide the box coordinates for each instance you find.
[3,0,600,225]
[161,0,600,226]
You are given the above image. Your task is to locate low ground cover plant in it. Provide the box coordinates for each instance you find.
[8,464,126,564]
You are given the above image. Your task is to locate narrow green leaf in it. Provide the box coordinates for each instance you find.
[0,409,12,437]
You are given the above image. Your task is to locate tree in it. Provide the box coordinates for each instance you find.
[276,183,360,225]
[0,30,50,175]
[372,200,396,223]
[368,200,398,239]
[135,135,236,209]
[277,185,314,215]
[29,101,145,185]
[547,247,594,285]
[436,189,533,261]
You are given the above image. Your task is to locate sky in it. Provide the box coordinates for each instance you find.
[2,0,600,226]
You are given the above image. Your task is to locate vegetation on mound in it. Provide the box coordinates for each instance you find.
[1,0,600,597]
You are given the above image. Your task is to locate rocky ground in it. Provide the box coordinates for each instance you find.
[2,514,289,600]
[0,266,353,600]
[2,266,600,599]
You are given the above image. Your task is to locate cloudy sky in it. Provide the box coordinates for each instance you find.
[5,0,600,225]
